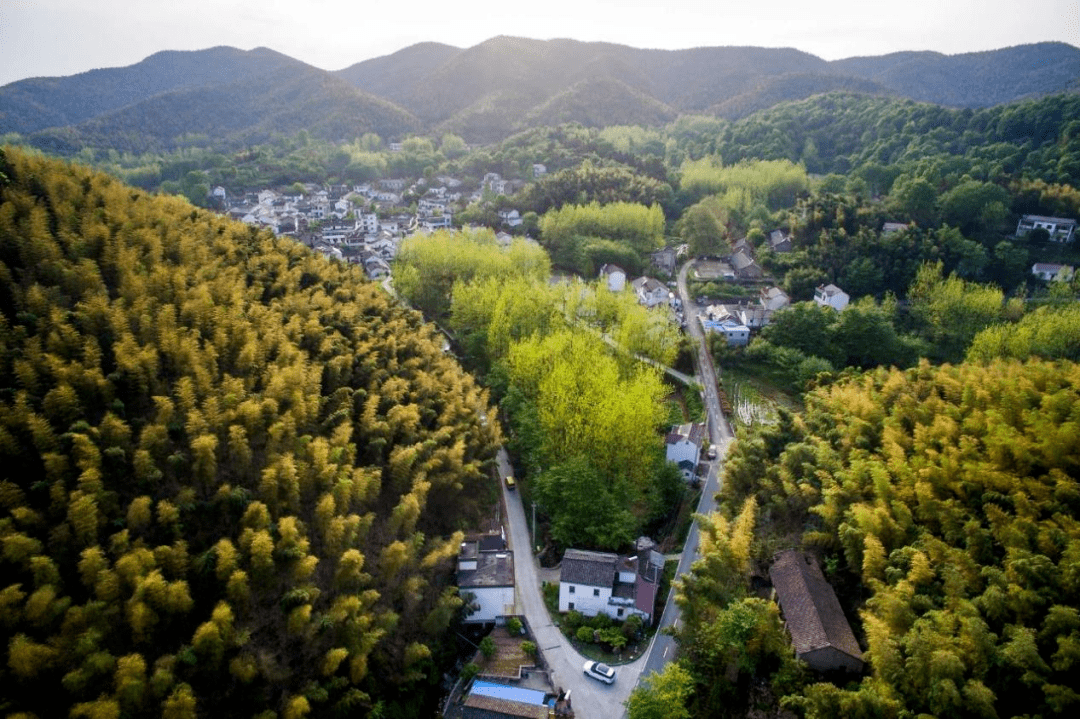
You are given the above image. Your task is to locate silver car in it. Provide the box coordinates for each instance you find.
[583,660,616,684]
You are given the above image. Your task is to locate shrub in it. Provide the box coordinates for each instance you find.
[575,626,595,644]
[461,663,479,682]
[506,617,523,635]
[479,636,495,659]
[563,610,583,631]
[521,641,537,658]
[589,613,614,630]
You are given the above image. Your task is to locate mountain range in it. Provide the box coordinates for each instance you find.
[2,37,1078,149]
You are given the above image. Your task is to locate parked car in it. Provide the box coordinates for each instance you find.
[706,444,718,460]
[583,660,616,684]
[504,475,516,490]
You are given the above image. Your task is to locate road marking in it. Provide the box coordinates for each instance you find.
[664,646,670,658]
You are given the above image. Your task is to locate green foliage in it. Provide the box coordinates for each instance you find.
[720,358,1080,719]
[966,303,1080,363]
[575,626,595,644]
[0,148,500,717]
[539,200,665,257]
[478,636,495,659]
[625,661,694,719]
[461,663,480,686]
[394,228,551,319]
[907,261,1015,362]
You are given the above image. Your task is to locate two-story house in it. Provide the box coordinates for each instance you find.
[457,534,515,625]
[558,540,663,624]
[814,284,850,311]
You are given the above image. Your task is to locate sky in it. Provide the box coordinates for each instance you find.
[2,0,1078,87]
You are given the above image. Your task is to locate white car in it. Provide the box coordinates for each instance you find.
[583,660,616,684]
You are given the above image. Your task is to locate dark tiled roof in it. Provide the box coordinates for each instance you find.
[462,694,549,719]
[458,551,515,588]
[561,549,617,588]
[769,550,862,662]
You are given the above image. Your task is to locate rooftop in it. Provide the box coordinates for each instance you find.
[769,550,863,664]
[458,551,514,588]
[561,549,617,588]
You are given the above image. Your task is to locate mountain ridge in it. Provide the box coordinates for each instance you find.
[3,37,1078,149]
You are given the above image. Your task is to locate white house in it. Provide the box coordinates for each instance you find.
[457,535,515,624]
[701,317,751,346]
[665,422,707,481]
[1017,215,1076,243]
[1032,263,1075,282]
[632,276,671,308]
[759,286,790,312]
[814,284,850,311]
[558,542,662,624]
[599,264,627,292]
[533,164,547,178]
[498,209,523,227]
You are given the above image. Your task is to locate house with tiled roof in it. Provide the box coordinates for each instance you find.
[558,539,662,624]
[769,550,865,674]
[813,284,850,311]
[665,422,707,481]
[1031,263,1075,282]
[457,534,515,624]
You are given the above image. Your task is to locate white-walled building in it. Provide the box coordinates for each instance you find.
[457,535,515,624]
[665,422,707,481]
[599,264,627,292]
[558,541,662,624]
[1017,215,1076,243]
[813,284,850,311]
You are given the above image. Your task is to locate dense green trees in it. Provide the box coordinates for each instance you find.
[715,358,1080,719]
[0,148,500,717]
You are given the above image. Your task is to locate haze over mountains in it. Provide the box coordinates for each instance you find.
[2,37,1078,150]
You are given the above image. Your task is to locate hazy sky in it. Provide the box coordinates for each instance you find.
[2,0,1078,87]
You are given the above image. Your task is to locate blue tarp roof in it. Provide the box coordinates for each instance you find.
[470,680,547,706]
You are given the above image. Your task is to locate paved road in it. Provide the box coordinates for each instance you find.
[496,258,736,716]
[498,448,638,718]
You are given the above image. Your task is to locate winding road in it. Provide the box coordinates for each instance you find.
[494,259,734,718]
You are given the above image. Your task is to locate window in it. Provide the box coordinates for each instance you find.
[593,588,600,597]
[568,602,574,610]
[568,585,575,594]
[617,608,624,617]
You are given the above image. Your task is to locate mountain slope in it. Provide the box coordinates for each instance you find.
[5,38,1079,149]
[0,47,301,134]
[830,41,1080,106]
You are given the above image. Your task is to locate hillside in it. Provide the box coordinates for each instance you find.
[336,37,1080,140]
[831,41,1080,107]
[30,65,421,155]
[1,48,420,153]
[0,147,499,717]
[4,38,1078,149]
[0,47,303,135]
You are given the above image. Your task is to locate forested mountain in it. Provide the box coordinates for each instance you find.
[0,48,421,153]
[0,147,499,717]
[0,47,309,135]
[4,38,1078,149]
[832,42,1080,108]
